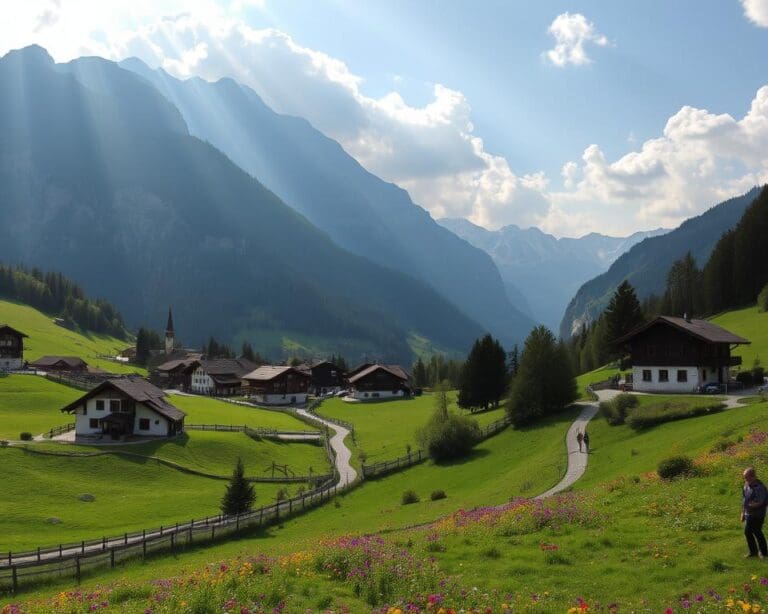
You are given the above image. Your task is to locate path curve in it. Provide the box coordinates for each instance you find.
[295,408,357,487]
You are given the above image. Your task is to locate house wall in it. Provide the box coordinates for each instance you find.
[73,394,172,437]
[632,366,703,393]
[134,404,171,436]
[250,392,308,406]
[350,389,405,400]
[190,367,214,394]
[0,357,23,370]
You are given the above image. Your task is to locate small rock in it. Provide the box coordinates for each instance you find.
[46,517,61,524]
[78,493,95,502]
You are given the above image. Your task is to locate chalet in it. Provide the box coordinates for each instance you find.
[242,366,311,405]
[346,364,411,401]
[190,358,257,396]
[617,316,750,393]
[299,361,345,396]
[0,324,27,370]
[153,358,201,391]
[61,378,185,440]
[29,356,88,372]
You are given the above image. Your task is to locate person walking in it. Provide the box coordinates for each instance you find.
[583,431,590,453]
[742,467,768,558]
[576,431,583,453]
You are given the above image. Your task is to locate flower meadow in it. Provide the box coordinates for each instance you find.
[8,428,768,612]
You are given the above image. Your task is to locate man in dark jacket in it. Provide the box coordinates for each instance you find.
[742,467,768,558]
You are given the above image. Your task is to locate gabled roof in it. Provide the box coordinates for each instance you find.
[155,358,200,373]
[60,377,185,423]
[617,316,751,345]
[0,324,28,337]
[242,365,310,382]
[199,358,257,377]
[29,356,88,368]
[346,362,374,379]
[348,364,410,384]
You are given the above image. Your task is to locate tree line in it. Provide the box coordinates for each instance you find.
[0,264,127,338]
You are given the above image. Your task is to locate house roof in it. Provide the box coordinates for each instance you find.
[29,356,88,368]
[60,377,186,423]
[346,362,374,379]
[348,364,410,384]
[155,358,200,373]
[0,324,28,338]
[242,365,310,382]
[199,358,257,377]
[617,316,751,345]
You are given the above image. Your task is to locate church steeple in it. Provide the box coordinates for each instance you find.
[165,307,175,354]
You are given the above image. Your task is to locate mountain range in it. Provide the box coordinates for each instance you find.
[0,45,498,363]
[438,219,667,331]
[559,187,762,338]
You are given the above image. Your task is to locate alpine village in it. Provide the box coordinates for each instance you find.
[2,4,768,612]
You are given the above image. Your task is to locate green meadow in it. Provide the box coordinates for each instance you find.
[712,304,768,369]
[167,394,313,431]
[0,375,80,439]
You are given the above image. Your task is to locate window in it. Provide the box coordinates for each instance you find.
[96,400,105,411]
[109,400,121,412]
[89,418,98,429]
[138,418,150,431]
[642,370,652,382]
[154,420,160,425]
[677,370,688,383]
[659,369,669,382]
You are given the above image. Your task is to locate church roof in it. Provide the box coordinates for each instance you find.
[165,308,174,335]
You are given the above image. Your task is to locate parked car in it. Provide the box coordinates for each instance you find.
[701,382,722,394]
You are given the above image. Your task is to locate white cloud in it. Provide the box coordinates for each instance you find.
[741,0,768,26]
[544,12,608,67]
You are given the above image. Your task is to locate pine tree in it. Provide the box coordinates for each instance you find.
[508,344,520,380]
[507,326,577,426]
[220,458,255,516]
[602,280,645,357]
[458,334,508,411]
[241,341,255,362]
[412,357,428,388]
[661,252,702,317]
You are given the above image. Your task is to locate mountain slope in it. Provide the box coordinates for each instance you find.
[559,187,762,338]
[0,46,486,363]
[439,218,666,330]
[119,59,535,347]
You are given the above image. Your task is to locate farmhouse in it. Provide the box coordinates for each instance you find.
[299,360,345,396]
[29,356,88,372]
[61,378,185,439]
[153,357,200,391]
[0,324,27,370]
[190,358,257,396]
[242,365,311,405]
[347,364,411,401]
[617,315,750,393]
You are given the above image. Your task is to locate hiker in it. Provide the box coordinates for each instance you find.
[576,431,583,453]
[583,431,590,453]
[742,467,768,558]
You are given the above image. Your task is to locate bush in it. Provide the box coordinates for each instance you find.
[736,371,754,386]
[753,366,765,384]
[417,411,481,463]
[19,432,32,441]
[599,393,638,426]
[658,455,694,479]
[626,400,725,430]
[401,489,420,505]
[430,489,447,501]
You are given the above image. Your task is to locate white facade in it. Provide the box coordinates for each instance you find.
[249,392,308,406]
[190,367,215,395]
[0,357,23,370]
[632,365,729,393]
[349,389,405,401]
[72,394,172,437]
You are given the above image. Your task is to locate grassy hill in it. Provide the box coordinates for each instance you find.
[711,304,768,369]
[0,299,141,375]
[0,375,80,439]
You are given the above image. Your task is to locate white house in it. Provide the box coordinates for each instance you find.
[189,358,256,396]
[61,378,185,440]
[346,364,411,401]
[617,316,750,393]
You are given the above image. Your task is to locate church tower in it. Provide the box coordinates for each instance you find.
[165,307,175,355]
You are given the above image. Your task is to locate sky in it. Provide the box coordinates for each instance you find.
[3,0,768,237]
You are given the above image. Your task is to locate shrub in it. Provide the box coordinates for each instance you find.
[401,489,420,505]
[599,393,638,425]
[753,366,765,384]
[736,371,754,386]
[626,400,725,430]
[19,432,32,441]
[710,439,735,453]
[430,489,447,501]
[658,455,694,479]
[417,411,481,463]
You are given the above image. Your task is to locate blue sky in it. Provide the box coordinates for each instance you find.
[4,0,768,236]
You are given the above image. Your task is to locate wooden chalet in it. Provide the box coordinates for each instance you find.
[346,364,411,401]
[0,324,27,370]
[61,378,185,440]
[241,365,311,405]
[299,361,345,396]
[29,355,88,372]
[153,357,201,391]
[617,315,750,393]
[190,358,257,396]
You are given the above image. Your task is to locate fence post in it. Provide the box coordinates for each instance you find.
[59,544,62,557]
[81,540,85,554]
[102,536,106,550]
[37,547,40,562]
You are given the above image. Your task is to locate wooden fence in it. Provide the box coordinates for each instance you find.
[185,423,320,440]
[0,475,348,593]
[44,423,76,438]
